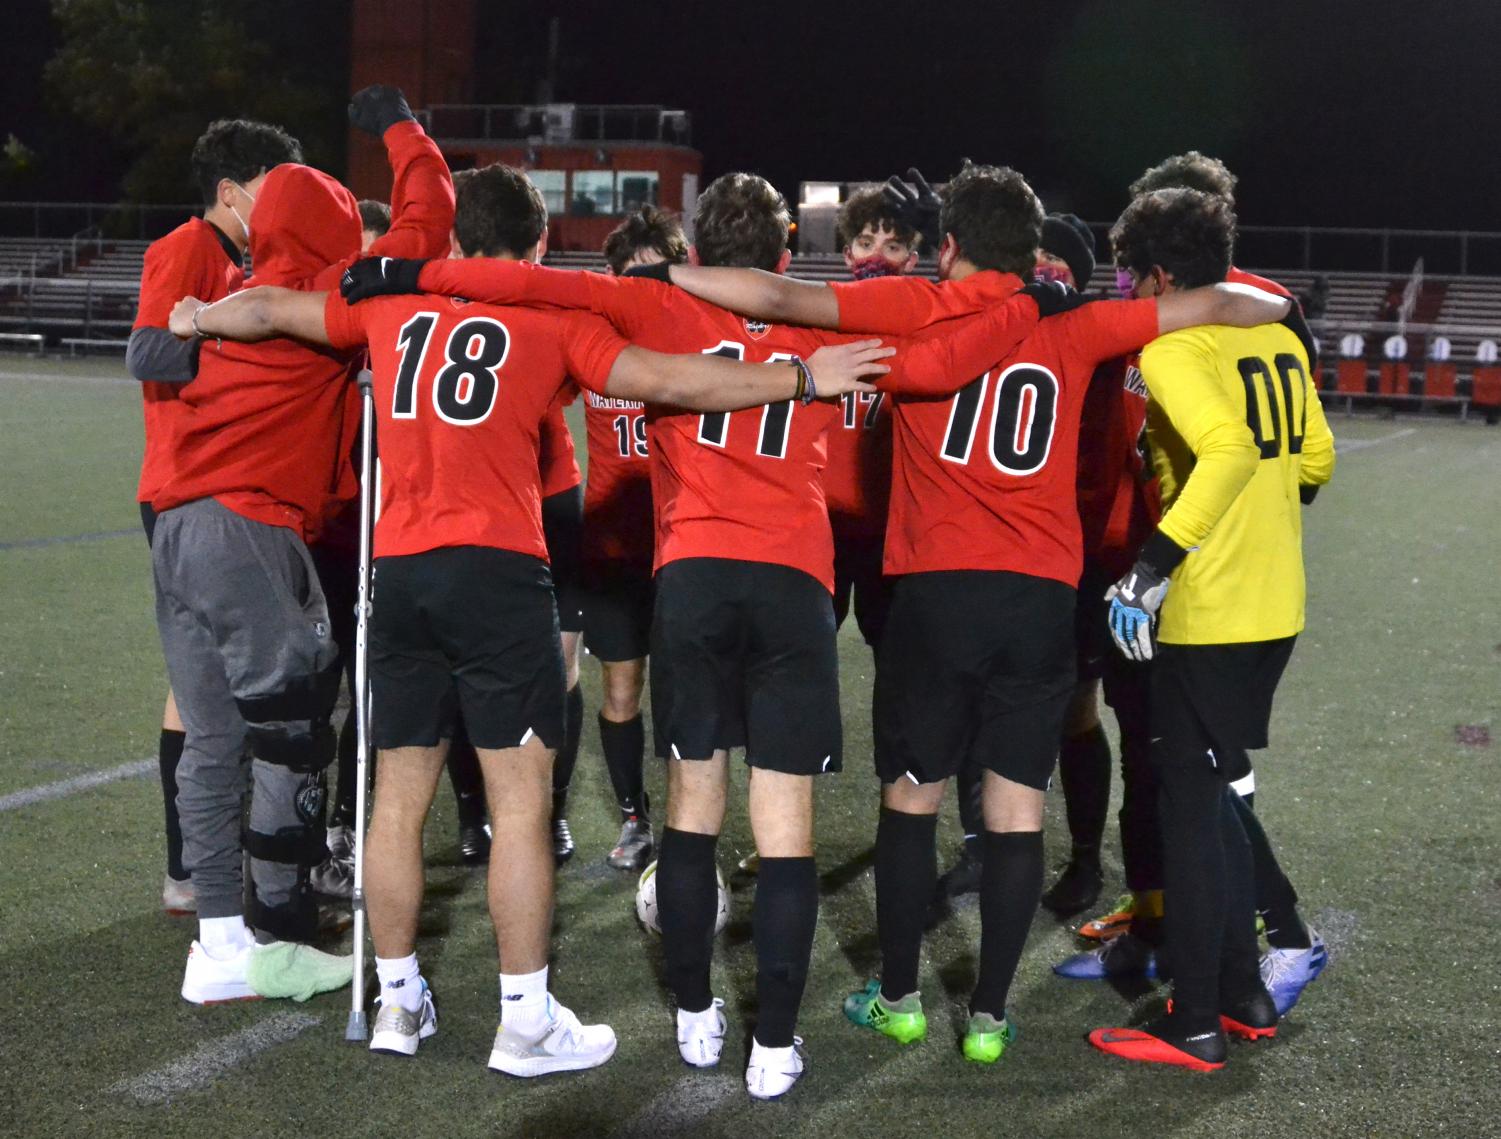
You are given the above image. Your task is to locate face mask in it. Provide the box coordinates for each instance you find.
[228,181,255,244]
[1033,263,1074,288]
[1115,267,1137,299]
[849,254,906,281]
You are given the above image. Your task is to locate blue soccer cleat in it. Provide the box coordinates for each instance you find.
[1260,929,1327,1016]
[1054,932,1159,980]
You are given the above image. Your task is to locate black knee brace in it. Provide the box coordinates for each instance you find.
[238,661,342,774]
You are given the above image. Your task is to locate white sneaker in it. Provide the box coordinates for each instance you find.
[487,998,617,1077]
[369,982,437,1057]
[676,998,726,1068]
[745,1036,805,1100]
[181,940,260,1005]
[162,874,196,916]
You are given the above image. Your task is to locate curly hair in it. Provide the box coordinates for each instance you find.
[938,163,1043,277]
[1110,188,1235,290]
[190,119,303,205]
[452,164,547,258]
[1129,151,1238,209]
[836,187,918,249]
[691,173,789,271]
[603,206,688,275]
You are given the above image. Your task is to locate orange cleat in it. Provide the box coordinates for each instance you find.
[1089,1019,1227,1072]
[1077,893,1136,941]
[1219,988,1278,1042]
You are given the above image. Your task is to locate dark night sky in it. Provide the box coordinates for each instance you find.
[4,0,1498,231]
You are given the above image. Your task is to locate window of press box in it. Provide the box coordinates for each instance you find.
[529,170,566,216]
[571,171,615,216]
[617,171,660,212]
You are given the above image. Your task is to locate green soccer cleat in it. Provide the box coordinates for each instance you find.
[962,1011,1017,1064]
[843,979,927,1044]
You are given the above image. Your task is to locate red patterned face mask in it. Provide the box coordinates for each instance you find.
[849,254,908,280]
[1033,263,1074,288]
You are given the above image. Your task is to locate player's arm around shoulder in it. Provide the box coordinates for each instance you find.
[1140,332,1260,550]
[666,264,839,329]
[1155,282,1291,335]
[168,287,335,347]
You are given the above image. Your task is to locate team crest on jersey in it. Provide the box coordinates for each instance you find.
[743,318,772,340]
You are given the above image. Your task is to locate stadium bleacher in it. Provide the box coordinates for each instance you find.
[3,234,1500,416]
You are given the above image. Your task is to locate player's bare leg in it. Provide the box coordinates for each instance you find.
[599,657,652,869]
[364,742,446,1054]
[745,768,817,1097]
[661,753,730,1067]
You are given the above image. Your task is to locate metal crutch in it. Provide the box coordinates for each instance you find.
[346,370,376,1042]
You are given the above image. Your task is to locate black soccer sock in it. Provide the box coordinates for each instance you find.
[1113,677,1163,893]
[753,856,819,1048]
[1057,723,1112,861]
[971,830,1044,1020]
[159,729,187,880]
[658,827,720,1013]
[551,684,584,814]
[329,701,357,830]
[446,726,486,824]
[1227,789,1311,950]
[1156,761,1232,1031]
[599,713,648,819]
[874,807,938,999]
[957,762,984,845]
[1218,788,1265,1003]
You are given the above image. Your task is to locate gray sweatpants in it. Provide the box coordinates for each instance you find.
[152,498,339,935]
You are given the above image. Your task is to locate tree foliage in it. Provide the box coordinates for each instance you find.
[46,0,349,202]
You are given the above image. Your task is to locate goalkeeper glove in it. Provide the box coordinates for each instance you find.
[1105,531,1188,662]
[341,257,428,302]
[349,84,416,137]
[882,167,943,253]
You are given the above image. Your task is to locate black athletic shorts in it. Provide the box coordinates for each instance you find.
[581,561,654,662]
[1150,637,1297,781]
[832,531,893,649]
[369,545,564,751]
[140,501,158,547]
[650,557,841,775]
[875,570,1076,790]
[543,485,584,634]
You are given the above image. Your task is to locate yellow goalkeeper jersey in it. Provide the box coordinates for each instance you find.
[1140,318,1336,645]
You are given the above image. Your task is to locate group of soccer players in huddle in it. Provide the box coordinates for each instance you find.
[129,81,1335,1099]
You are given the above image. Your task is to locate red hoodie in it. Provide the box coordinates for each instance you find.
[152,121,454,541]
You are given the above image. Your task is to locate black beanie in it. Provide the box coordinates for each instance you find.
[1041,213,1096,289]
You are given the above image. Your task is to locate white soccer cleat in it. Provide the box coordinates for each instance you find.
[180,940,260,1005]
[487,998,617,1077]
[745,1036,805,1100]
[676,998,726,1068]
[162,874,196,916]
[369,982,437,1057]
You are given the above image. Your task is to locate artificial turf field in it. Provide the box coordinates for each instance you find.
[2,356,1498,1139]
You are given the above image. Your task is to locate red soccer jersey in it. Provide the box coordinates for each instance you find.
[581,388,653,570]
[822,387,891,540]
[1227,265,1292,298]
[414,260,1042,591]
[1075,355,1158,578]
[539,391,582,497]
[132,217,242,503]
[323,291,626,560]
[847,280,1160,583]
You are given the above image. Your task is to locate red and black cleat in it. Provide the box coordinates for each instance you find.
[1220,987,1279,1042]
[1089,1014,1228,1072]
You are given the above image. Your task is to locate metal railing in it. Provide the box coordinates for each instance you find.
[0,201,198,241]
[417,103,692,146]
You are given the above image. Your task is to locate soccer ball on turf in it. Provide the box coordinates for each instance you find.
[635,859,729,935]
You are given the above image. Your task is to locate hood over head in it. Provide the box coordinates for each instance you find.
[248,164,363,286]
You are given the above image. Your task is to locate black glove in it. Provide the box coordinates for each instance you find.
[622,260,674,283]
[1299,484,1320,505]
[882,167,943,253]
[341,256,427,302]
[1021,280,1087,318]
[349,84,415,137]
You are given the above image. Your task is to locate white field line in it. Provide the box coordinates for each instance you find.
[0,370,131,386]
[1336,427,1417,453]
[606,1072,740,1138]
[0,758,154,812]
[107,1012,322,1105]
